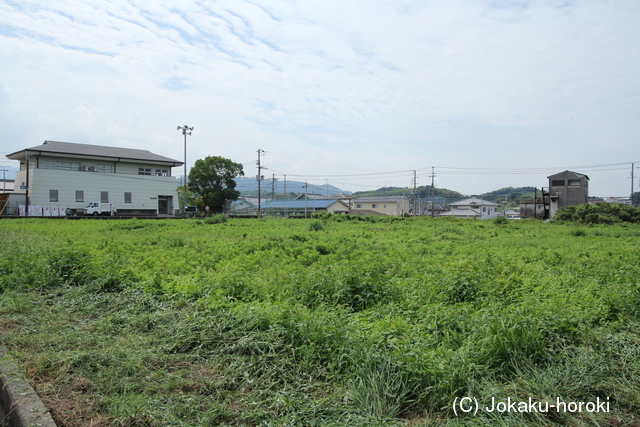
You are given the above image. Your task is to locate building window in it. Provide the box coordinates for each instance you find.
[75,190,84,202]
[49,189,58,202]
[551,180,565,187]
[383,205,387,208]
[124,192,132,203]
[97,164,113,173]
[356,204,362,208]
[138,168,151,175]
[101,191,109,203]
[568,179,581,186]
[45,161,80,171]
[372,204,378,208]
[155,169,168,176]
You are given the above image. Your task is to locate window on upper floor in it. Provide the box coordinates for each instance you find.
[76,190,84,203]
[124,192,132,203]
[155,169,168,176]
[101,191,109,203]
[551,180,565,187]
[97,164,113,173]
[568,179,581,186]
[372,204,378,208]
[45,161,80,171]
[138,168,151,175]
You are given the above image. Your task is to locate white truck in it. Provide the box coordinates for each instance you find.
[84,202,115,216]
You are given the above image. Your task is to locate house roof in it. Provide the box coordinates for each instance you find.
[423,203,446,212]
[7,140,183,166]
[449,197,499,207]
[547,170,590,180]
[331,193,354,199]
[353,195,409,203]
[295,193,327,200]
[259,199,349,210]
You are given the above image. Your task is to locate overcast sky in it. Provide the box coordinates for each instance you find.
[1,0,639,197]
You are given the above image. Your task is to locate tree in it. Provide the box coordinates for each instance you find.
[188,156,244,213]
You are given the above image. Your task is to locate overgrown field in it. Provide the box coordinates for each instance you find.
[1,216,639,426]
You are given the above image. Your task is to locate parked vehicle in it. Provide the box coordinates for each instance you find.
[84,202,115,216]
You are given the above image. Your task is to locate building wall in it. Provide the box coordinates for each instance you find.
[452,204,499,219]
[15,167,179,214]
[548,171,589,210]
[352,199,409,216]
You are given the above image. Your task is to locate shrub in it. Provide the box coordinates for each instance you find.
[493,216,508,225]
[307,219,325,231]
[204,214,228,224]
[555,203,640,224]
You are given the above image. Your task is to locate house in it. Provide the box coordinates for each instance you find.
[421,202,447,217]
[331,193,354,208]
[504,209,521,219]
[519,198,547,219]
[258,199,349,216]
[547,170,589,218]
[439,197,499,219]
[228,198,255,214]
[350,196,410,217]
[5,140,183,216]
[603,197,631,205]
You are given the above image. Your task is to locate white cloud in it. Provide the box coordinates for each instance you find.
[0,0,638,196]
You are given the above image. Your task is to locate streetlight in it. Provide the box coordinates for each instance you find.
[177,125,193,214]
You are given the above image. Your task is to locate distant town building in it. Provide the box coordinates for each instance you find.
[547,170,589,218]
[351,195,410,217]
[439,197,499,219]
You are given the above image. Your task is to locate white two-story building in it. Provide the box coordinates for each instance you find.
[439,197,500,219]
[6,140,183,216]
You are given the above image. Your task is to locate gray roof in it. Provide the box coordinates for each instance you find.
[7,140,183,165]
[449,197,500,207]
[259,199,348,210]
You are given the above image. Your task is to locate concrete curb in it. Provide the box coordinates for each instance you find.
[0,346,56,427]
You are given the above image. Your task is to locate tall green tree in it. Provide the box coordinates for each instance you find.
[188,156,244,213]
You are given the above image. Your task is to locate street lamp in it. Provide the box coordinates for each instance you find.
[177,125,193,214]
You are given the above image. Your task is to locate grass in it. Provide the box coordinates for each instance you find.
[0,216,639,426]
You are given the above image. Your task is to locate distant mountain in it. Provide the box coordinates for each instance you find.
[235,177,349,198]
[353,185,466,202]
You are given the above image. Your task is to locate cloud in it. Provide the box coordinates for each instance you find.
[0,0,638,196]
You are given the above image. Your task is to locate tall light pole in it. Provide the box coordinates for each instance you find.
[177,125,193,214]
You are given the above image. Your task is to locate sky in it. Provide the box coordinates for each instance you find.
[1,0,639,197]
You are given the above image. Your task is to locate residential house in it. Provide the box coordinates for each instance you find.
[259,199,349,216]
[547,170,589,218]
[350,196,410,217]
[6,140,183,216]
[439,197,499,219]
[519,198,547,219]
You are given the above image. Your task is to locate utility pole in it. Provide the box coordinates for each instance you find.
[412,170,417,216]
[177,125,193,214]
[25,151,30,216]
[256,149,265,217]
[305,181,308,217]
[631,163,635,205]
[284,174,287,217]
[429,166,436,217]
[271,173,278,201]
